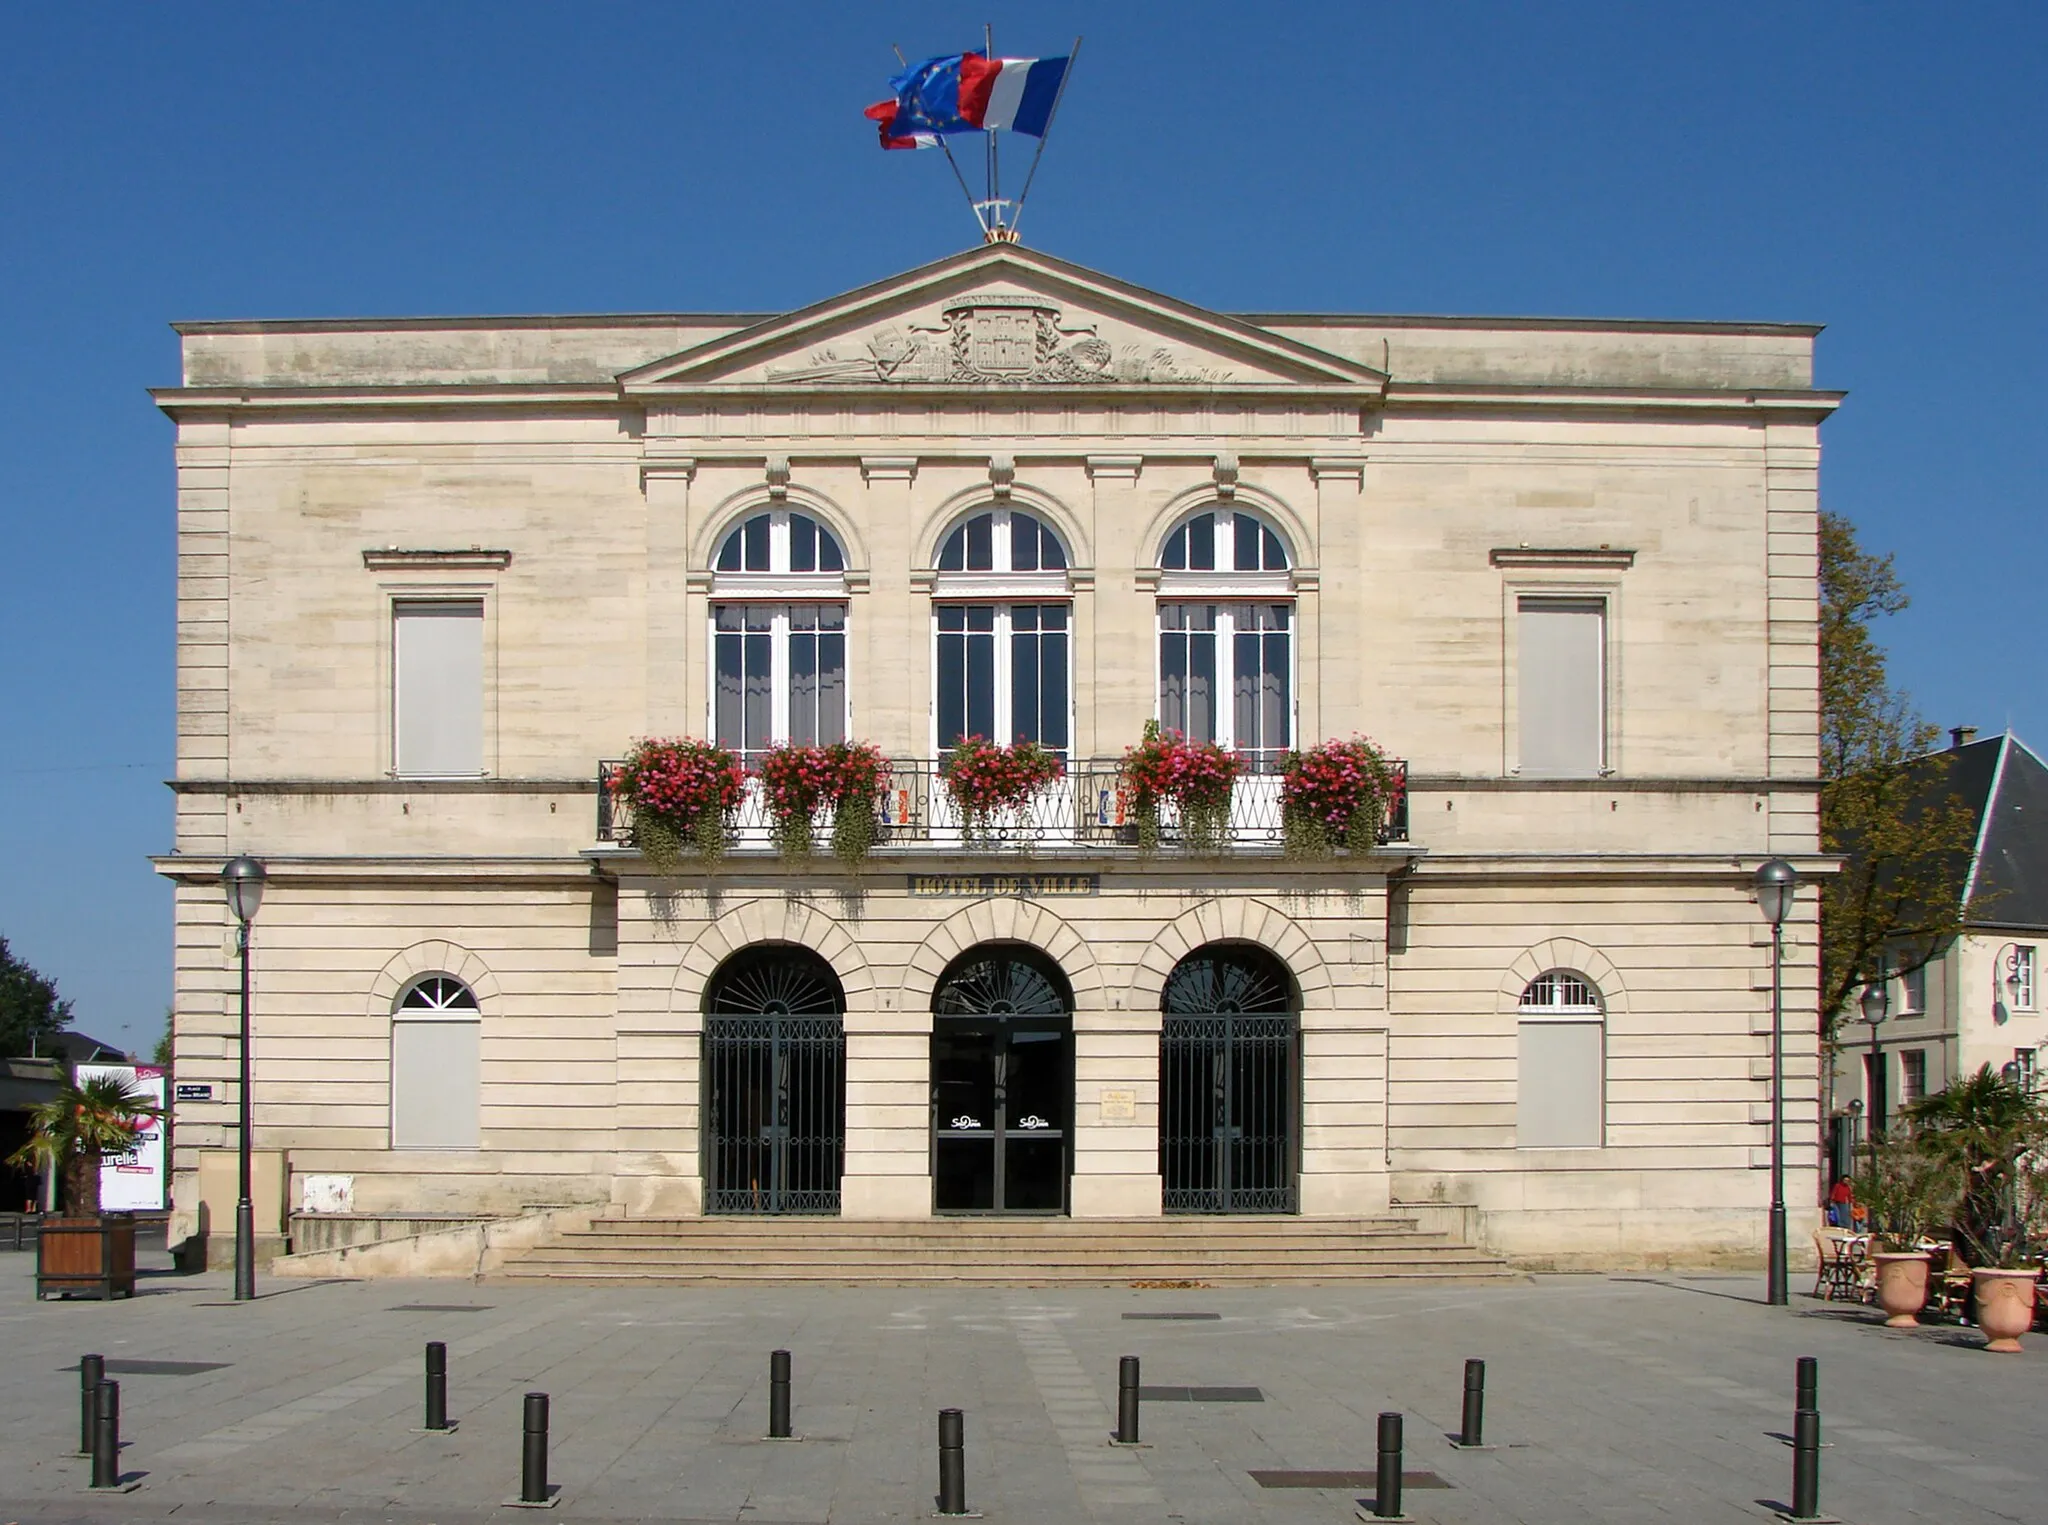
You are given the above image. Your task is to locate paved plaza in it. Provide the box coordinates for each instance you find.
[1,1244,2041,1525]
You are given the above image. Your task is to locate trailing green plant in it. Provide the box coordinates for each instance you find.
[610,738,745,872]
[1904,1065,2048,1267]
[5,1072,159,1215]
[941,736,1063,845]
[823,740,889,867]
[1280,736,1401,859]
[757,743,834,859]
[1115,722,1242,855]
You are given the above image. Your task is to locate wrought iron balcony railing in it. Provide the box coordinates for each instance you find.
[596,757,1408,855]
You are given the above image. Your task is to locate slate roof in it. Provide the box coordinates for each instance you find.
[1957,732,2048,932]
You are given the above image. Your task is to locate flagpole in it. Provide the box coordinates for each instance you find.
[895,42,990,241]
[1008,36,1082,239]
[984,22,1001,239]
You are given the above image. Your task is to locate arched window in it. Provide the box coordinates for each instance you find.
[1516,969,1605,1149]
[936,508,1068,573]
[931,509,1072,756]
[1160,944,1300,1213]
[709,510,849,758]
[391,974,480,1150]
[1155,507,1294,769]
[703,946,845,1215]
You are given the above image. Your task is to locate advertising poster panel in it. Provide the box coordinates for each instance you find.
[76,1063,168,1212]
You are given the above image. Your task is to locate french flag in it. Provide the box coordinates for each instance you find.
[956,54,1069,136]
[876,52,1070,144]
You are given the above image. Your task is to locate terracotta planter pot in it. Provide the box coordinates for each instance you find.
[1873,1251,1931,1327]
[1970,1267,2041,1353]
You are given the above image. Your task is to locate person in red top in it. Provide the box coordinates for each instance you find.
[1827,1175,1854,1228]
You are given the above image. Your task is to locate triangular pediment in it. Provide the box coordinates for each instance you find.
[619,245,1386,396]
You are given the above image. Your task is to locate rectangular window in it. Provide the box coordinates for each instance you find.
[1865,1050,1889,1134]
[713,603,845,758]
[1516,1019,1603,1148]
[1900,1048,1927,1104]
[1900,963,1926,1016]
[936,604,1069,753]
[2014,946,2037,1010]
[393,600,484,777]
[1518,597,1605,778]
[391,1019,480,1149]
[1158,602,1290,765]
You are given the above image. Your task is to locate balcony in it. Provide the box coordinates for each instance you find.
[596,758,1408,856]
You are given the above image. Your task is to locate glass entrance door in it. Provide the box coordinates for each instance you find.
[932,1016,1071,1212]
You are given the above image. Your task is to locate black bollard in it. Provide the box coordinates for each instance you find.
[937,1407,967,1516]
[520,1391,549,1504]
[1373,1410,1404,1519]
[1459,1358,1486,1447]
[79,1354,104,1456]
[90,1380,120,1490]
[1115,1355,1141,1445]
[1791,1406,1821,1519]
[425,1342,449,1431]
[768,1349,792,1439]
[1795,1355,1817,1416]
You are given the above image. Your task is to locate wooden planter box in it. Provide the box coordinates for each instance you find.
[35,1215,137,1300]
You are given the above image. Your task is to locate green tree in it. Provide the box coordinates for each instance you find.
[1817,512,1977,1034]
[0,935,74,1058]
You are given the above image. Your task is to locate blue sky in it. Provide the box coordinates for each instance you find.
[1,3,2042,1054]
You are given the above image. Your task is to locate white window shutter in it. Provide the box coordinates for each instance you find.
[1517,1020,1603,1147]
[394,601,484,776]
[1518,599,1604,777]
[392,1019,481,1149]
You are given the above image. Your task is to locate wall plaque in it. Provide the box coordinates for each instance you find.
[908,873,1100,898]
[1098,1088,1137,1121]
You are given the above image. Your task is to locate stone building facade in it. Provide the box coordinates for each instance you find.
[154,244,1836,1265]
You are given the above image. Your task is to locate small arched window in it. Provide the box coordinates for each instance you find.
[715,510,846,574]
[936,508,1067,573]
[392,974,480,1150]
[1516,968,1604,1149]
[1160,508,1289,573]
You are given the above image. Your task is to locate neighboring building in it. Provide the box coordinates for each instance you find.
[1,1033,133,1211]
[151,243,1836,1267]
[1831,729,2048,1164]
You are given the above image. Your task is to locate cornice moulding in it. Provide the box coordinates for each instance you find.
[1489,547,1638,570]
[361,548,513,570]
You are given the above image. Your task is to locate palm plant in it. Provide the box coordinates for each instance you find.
[1904,1065,2048,1267]
[4,1072,158,1215]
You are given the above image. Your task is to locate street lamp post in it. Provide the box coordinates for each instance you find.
[220,855,267,1301]
[1754,858,1799,1307]
[1859,972,1890,1147]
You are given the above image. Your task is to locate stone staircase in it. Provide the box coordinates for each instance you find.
[492,1213,1518,1287]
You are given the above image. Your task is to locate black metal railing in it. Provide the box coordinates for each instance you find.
[597,757,1408,855]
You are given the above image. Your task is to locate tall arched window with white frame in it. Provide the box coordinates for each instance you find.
[1155,507,1294,771]
[709,510,849,760]
[930,508,1072,756]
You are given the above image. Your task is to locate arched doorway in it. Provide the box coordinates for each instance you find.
[1160,943,1300,1213]
[703,945,845,1214]
[930,944,1073,1213]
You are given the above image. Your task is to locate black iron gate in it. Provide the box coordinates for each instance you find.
[703,948,845,1214]
[1160,946,1299,1214]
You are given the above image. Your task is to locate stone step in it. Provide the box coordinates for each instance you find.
[491,1210,1515,1286]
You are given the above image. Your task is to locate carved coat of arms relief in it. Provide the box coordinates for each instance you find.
[764,294,1228,386]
